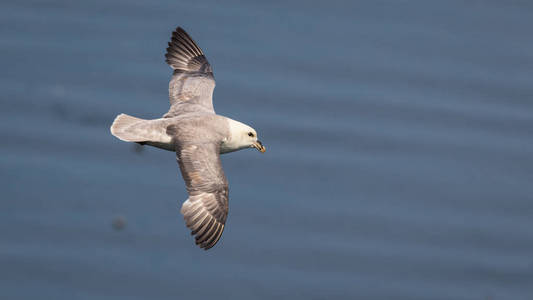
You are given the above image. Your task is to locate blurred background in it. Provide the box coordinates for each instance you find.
[1,0,533,299]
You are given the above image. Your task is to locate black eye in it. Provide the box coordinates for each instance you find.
[248,132,254,137]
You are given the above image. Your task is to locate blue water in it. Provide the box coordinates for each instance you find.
[1,1,533,299]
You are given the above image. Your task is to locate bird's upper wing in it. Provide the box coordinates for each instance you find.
[164,27,216,117]
[175,142,228,250]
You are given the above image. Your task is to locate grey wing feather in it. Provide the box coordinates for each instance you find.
[164,27,216,117]
[175,142,228,250]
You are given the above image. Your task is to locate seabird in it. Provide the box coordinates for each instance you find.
[110,27,266,250]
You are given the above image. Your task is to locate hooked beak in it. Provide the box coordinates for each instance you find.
[252,140,266,153]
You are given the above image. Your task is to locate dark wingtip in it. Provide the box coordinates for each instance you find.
[164,26,211,73]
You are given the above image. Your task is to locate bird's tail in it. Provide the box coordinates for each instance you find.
[110,113,149,142]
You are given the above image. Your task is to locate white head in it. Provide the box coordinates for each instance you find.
[221,119,266,154]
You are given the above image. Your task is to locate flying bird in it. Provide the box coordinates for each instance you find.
[110,27,266,250]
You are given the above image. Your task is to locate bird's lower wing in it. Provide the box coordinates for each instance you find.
[175,142,228,250]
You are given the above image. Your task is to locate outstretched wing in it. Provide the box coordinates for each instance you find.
[175,142,228,250]
[164,27,216,117]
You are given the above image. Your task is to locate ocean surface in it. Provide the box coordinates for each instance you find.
[1,1,533,299]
